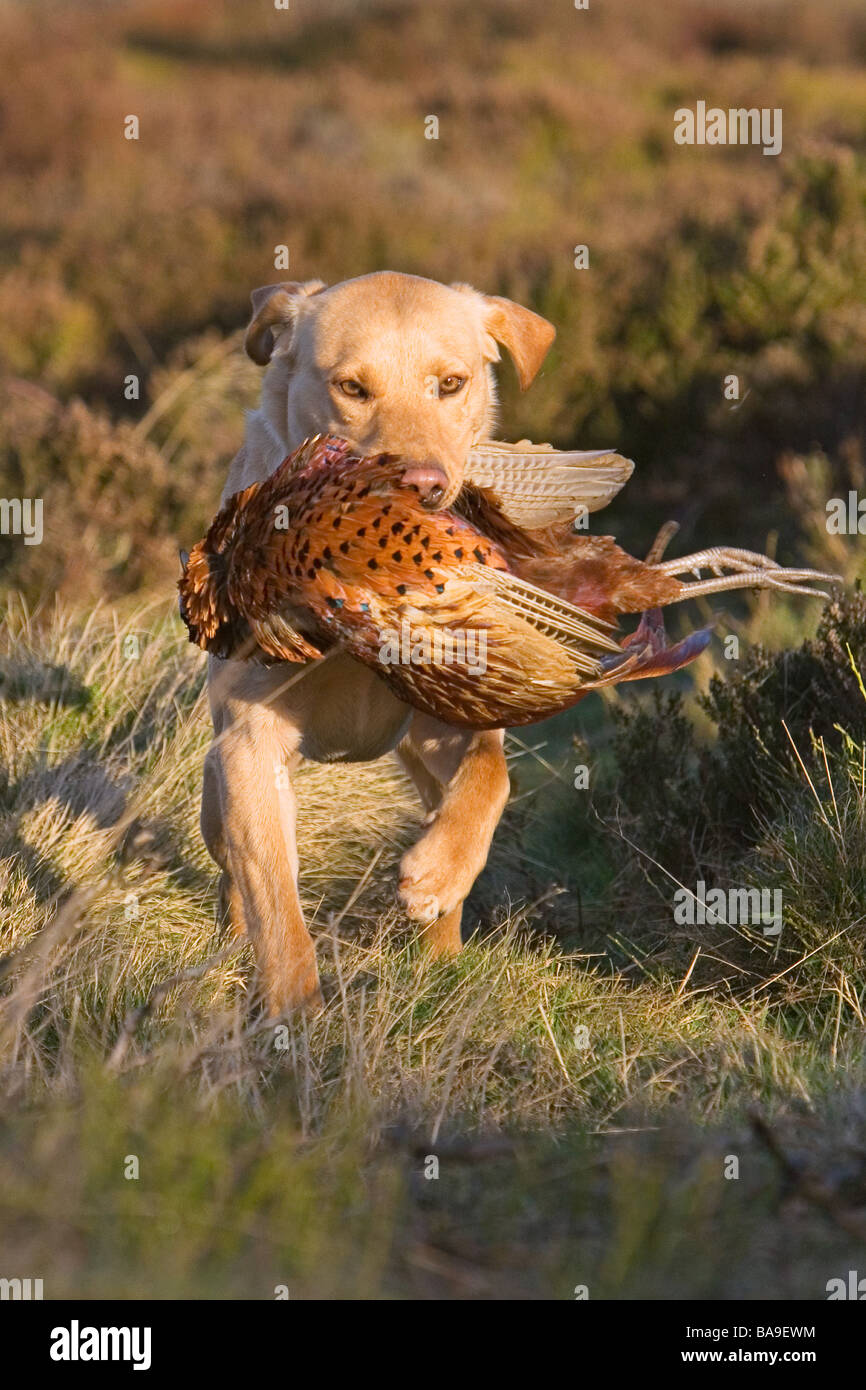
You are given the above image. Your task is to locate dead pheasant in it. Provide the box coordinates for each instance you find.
[179,435,838,729]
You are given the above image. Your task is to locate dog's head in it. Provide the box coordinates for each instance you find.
[243,271,555,507]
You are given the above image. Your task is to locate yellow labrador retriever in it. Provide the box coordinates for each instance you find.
[201,271,555,1013]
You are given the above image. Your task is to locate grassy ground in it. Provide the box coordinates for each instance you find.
[1,0,866,1299]
[1,593,865,1299]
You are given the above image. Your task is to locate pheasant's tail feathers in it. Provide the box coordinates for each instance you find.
[467,563,623,674]
[249,613,323,664]
[466,440,634,527]
[178,544,227,645]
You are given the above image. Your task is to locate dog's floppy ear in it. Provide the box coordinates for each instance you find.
[481,294,556,390]
[452,284,555,390]
[244,280,327,366]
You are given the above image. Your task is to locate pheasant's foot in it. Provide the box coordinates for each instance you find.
[655,546,784,578]
[654,547,839,601]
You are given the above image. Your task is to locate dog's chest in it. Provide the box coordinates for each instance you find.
[293,655,413,764]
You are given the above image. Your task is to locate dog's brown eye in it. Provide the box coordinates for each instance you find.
[338,379,368,399]
[439,375,466,396]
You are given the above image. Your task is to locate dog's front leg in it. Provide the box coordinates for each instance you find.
[204,711,321,1016]
[397,714,510,954]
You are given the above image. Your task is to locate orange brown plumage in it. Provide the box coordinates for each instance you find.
[179,434,838,729]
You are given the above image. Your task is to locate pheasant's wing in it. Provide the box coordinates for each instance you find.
[462,564,622,671]
[465,439,634,527]
[335,567,629,730]
[267,546,633,729]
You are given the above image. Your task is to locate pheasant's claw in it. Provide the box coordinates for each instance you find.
[654,546,840,603]
[656,546,783,577]
[673,570,837,603]
[644,520,680,565]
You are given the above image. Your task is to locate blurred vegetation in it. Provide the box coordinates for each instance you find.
[1,0,866,1299]
[1,0,866,598]
[595,593,866,1001]
[607,592,866,871]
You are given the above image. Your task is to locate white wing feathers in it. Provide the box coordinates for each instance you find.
[465,439,634,527]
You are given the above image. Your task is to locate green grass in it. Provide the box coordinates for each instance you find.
[0,599,864,1298]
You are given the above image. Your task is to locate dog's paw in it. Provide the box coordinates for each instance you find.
[397,876,443,925]
[262,949,324,1018]
[398,821,483,924]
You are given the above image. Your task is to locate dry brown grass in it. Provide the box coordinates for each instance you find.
[0,598,863,1296]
